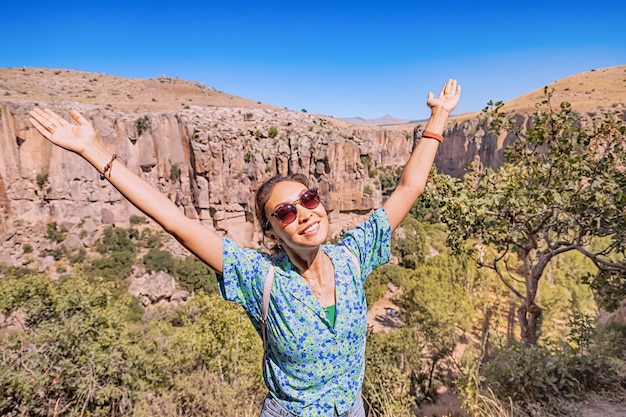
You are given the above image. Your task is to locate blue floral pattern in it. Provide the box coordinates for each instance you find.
[218,208,391,416]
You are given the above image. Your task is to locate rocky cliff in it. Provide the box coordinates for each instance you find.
[1,66,624,269]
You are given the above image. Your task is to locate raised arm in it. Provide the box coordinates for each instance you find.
[29,108,224,273]
[382,79,461,231]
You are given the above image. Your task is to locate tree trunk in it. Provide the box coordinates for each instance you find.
[517,301,542,345]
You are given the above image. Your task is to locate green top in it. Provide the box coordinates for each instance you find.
[323,304,336,328]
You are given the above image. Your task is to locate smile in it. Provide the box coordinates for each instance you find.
[301,222,319,235]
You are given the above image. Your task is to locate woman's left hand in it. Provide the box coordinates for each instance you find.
[427,79,461,114]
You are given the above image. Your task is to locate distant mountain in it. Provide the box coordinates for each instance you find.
[337,114,414,126]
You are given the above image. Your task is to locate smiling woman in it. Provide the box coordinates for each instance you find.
[28,79,460,416]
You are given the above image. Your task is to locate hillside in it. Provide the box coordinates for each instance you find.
[0,67,281,113]
[2,64,624,123]
[503,65,626,114]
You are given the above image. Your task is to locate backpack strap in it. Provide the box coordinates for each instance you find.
[261,264,274,355]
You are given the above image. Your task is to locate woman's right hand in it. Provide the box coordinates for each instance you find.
[29,108,97,155]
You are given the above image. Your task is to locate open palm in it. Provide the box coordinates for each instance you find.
[29,108,97,155]
[427,79,461,113]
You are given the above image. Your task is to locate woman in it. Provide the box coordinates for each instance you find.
[29,79,460,416]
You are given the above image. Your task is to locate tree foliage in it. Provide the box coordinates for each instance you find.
[429,90,626,344]
[0,269,263,416]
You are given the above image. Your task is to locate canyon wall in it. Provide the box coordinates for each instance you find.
[0,99,516,267]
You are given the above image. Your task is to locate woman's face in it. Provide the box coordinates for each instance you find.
[264,180,329,251]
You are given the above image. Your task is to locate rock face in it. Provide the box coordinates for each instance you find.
[1,66,624,268]
[2,101,480,259]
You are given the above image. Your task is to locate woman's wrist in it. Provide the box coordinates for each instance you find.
[424,107,451,134]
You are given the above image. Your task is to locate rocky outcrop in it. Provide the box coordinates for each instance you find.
[2,100,470,263]
[0,90,620,269]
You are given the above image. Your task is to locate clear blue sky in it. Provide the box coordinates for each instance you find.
[2,0,624,120]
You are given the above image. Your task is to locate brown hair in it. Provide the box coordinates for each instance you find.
[255,173,310,232]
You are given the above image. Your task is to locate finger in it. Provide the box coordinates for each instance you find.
[448,80,458,98]
[30,108,56,127]
[29,107,47,121]
[70,109,89,125]
[29,108,55,131]
[29,117,52,138]
[444,79,456,96]
[43,108,68,126]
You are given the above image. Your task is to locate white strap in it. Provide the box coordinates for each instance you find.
[261,265,274,353]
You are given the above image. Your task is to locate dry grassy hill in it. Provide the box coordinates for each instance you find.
[0,67,282,113]
[1,65,624,121]
[502,65,626,114]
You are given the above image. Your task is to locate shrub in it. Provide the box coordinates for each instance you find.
[173,255,218,294]
[46,222,67,243]
[478,342,620,413]
[170,164,181,182]
[143,248,175,274]
[0,273,143,416]
[130,215,147,225]
[36,171,48,188]
[268,126,279,138]
[135,115,150,135]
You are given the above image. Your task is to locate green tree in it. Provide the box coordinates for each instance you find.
[431,90,626,344]
[0,271,144,416]
[173,255,218,294]
[142,248,175,273]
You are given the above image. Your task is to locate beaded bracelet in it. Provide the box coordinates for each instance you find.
[422,130,444,143]
[100,154,117,180]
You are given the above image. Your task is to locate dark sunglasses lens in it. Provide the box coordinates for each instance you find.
[300,190,320,209]
[274,204,297,224]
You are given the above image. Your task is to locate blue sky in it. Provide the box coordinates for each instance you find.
[2,0,624,120]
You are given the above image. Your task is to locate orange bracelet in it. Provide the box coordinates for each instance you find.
[422,130,444,143]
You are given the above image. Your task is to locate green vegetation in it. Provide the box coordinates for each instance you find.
[268,126,279,138]
[0,271,262,417]
[428,89,626,344]
[135,115,150,135]
[35,171,48,188]
[170,164,181,182]
[129,214,147,225]
[46,222,67,243]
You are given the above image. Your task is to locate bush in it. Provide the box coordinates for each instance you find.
[173,255,218,294]
[479,342,620,413]
[135,115,150,135]
[96,227,139,255]
[0,273,143,416]
[170,164,181,182]
[143,248,175,274]
[36,171,48,188]
[0,271,264,417]
[46,222,67,243]
[130,215,147,225]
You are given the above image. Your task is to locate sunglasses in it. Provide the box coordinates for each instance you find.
[270,189,320,225]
